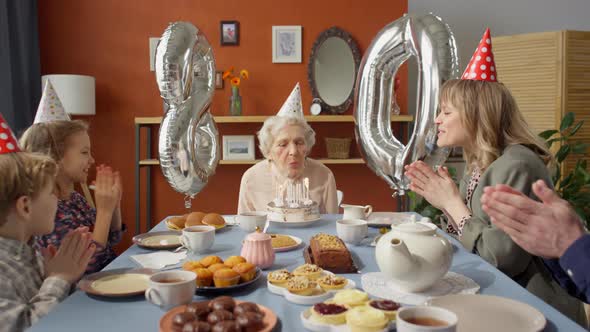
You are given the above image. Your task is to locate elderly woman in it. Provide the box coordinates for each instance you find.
[237,115,338,214]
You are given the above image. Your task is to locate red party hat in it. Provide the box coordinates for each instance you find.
[461,28,497,82]
[0,114,21,154]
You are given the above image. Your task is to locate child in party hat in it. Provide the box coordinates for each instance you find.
[237,83,338,214]
[404,28,586,325]
[19,80,124,274]
[0,114,95,331]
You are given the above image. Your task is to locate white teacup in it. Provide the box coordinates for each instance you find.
[397,306,458,332]
[336,219,368,245]
[145,270,196,310]
[234,211,267,232]
[180,225,215,253]
[341,204,373,220]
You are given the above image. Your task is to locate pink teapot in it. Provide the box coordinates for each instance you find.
[240,228,275,269]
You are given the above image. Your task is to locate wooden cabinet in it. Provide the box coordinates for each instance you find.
[493,30,590,173]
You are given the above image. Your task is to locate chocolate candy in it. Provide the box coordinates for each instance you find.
[207,309,234,325]
[211,321,240,332]
[236,311,264,330]
[209,296,236,312]
[233,302,261,316]
[186,302,211,320]
[173,312,197,326]
[182,321,212,332]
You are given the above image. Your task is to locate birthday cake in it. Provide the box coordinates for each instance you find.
[267,178,320,222]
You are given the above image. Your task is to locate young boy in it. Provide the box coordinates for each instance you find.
[0,115,95,332]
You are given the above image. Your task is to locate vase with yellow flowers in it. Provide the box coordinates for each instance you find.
[223,67,249,116]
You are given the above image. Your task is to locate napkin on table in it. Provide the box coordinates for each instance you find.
[130,251,187,269]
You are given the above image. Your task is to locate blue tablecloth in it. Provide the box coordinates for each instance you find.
[31,215,585,331]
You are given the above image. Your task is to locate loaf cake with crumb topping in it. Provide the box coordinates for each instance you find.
[305,233,357,273]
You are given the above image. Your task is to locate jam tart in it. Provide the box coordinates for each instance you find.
[310,302,349,325]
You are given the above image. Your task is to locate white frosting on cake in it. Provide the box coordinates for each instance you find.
[268,177,319,222]
[267,201,320,222]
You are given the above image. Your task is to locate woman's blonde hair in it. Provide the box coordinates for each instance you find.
[257,116,316,159]
[440,79,553,170]
[0,152,57,224]
[19,120,89,161]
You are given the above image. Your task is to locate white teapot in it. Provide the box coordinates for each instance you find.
[375,221,453,292]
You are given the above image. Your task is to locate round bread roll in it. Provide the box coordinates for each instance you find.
[185,212,207,227]
[202,213,225,229]
[168,216,186,229]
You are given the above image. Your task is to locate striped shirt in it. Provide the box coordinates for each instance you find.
[0,236,70,332]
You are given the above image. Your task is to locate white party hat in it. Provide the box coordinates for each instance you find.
[34,80,70,123]
[276,83,304,118]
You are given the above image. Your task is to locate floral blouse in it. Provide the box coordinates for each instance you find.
[446,167,481,236]
[36,191,123,274]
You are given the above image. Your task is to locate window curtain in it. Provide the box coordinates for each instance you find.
[0,0,40,134]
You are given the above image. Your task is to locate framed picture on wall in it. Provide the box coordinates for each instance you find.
[223,135,255,160]
[272,26,302,63]
[220,21,239,46]
[215,71,224,89]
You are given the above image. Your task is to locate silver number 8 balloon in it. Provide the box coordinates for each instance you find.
[354,13,459,196]
[155,22,220,207]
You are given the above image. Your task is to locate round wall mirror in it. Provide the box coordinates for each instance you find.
[308,27,361,114]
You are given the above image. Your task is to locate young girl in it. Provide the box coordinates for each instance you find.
[0,115,94,331]
[20,120,123,274]
[405,29,586,325]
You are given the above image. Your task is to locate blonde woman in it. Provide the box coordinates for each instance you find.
[405,30,586,325]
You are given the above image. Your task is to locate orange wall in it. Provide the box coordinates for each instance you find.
[38,0,408,251]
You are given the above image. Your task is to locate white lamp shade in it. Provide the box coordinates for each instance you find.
[41,75,96,115]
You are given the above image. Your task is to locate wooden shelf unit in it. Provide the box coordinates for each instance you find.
[139,158,365,166]
[135,114,414,233]
[135,114,413,124]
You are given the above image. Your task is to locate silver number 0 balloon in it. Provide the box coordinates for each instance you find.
[354,14,459,195]
[155,22,219,207]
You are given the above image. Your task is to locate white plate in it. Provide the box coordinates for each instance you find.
[269,216,322,227]
[77,268,155,297]
[300,308,394,332]
[361,272,480,305]
[268,271,356,305]
[367,212,428,227]
[271,234,304,252]
[427,294,546,332]
[132,231,181,249]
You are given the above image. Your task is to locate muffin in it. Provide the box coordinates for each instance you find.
[208,263,230,274]
[286,276,317,296]
[293,264,323,280]
[317,274,348,291]
[213,268,241,287]
[366,299,400,321]
[168,216,186,230]
[183,261,204,272]
[224,255,247,268]
[345,306,389,332]
[331,289,369,307]
[194,268,213,287]
[199,255,224,268]
[267,269,293,288]
[202,213,226,229]
[186,212,207,227]
[310,302,349,325]
[232,262,257,283]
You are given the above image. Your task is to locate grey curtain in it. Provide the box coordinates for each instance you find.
[0,0,40,134]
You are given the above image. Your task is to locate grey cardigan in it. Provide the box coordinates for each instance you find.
[442,144,587,326]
